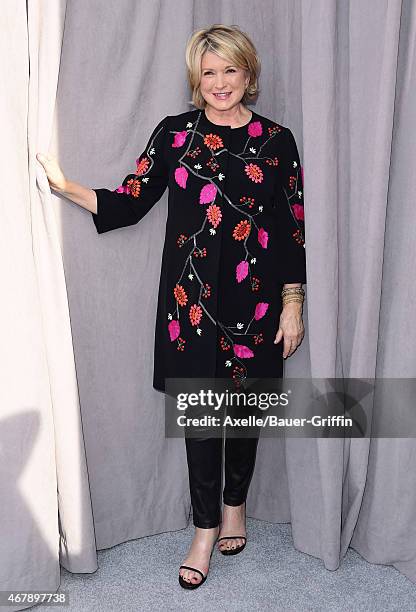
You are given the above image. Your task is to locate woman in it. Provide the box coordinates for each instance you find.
[37,24,306,589]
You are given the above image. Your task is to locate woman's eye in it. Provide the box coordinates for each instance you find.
[203,69,236,75]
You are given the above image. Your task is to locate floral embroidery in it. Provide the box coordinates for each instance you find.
[160,112,304,387]
[126,178,141,198]
[251,276,260,291]
[136,157,150,175]
[232,365,245,387]
[236,260,249,283]
[206,158,220,172]
[204,133,224,150]
[244,163,263,183]
[168,319,180,341]
[233,344,254,358]
[189,304,203,326]
[199,183,217,204]
[177,233,188,247]
[175,166,188,188]
[239,196,255,209]
[289,174,297,190]
[248,121,263,137]
[172,131,188,148]
[174,284,188,306]
[186,146,201,158]
[257,227,268,248]
[220,336,231,351]
[292,229,304,245]
[193,247,207,258]
[177,337,186,351]
[268,125,283,137]
[292,203,304,220]
[233,220,251,241]
[116,184,130,194]
[206,204,222,228]
[254,302,269,320]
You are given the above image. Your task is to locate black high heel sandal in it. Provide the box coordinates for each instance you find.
[178,565,207,589]
[178,535,216,589]
[217,535,247,555]
[217,500,247,555]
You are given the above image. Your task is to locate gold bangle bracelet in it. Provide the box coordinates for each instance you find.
[282,298,304,305]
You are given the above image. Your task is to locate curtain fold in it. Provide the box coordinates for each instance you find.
[0,1,97,607]
[27,0,97,575]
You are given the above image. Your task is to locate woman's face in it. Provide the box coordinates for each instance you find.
[200,51,249,111]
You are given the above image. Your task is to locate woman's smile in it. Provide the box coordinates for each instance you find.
[213,92,231,99]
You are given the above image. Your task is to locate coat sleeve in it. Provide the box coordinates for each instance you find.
[274,127,307,285]
[91,115,169,234]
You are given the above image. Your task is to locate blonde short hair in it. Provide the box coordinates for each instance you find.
[185,24,261,109]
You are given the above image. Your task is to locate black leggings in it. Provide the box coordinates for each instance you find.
[184,430,260,528]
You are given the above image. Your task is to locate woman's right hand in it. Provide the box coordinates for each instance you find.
[36,152,67,192]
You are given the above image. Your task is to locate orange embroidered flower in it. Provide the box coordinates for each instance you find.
[189,304,202,326]
[204,133,224,150]
[206,204,222,228]
[127,178,141,198]
[174,284,188,307]
[244,163,263,183]
[232,220,251,241]
[136,157,150,176]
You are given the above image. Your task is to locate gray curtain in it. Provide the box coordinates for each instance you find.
[2,0,415,606]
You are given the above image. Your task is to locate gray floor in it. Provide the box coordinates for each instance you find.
[53,518,416,611]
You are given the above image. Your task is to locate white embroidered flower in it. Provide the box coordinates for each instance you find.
[196,328,202,336]
[167,313,173,320]
[188,273,194,280]
[150,148,155,155]
[142,177,149,183]
[303,243,306,248]
[250,257,256,264]
[225,360,232,367]
[237,323,244,330]
[249,147,256,154]
[298,190,302,197]
[218,173,225,181]
[209,228,216,235]
[258,206,263,212]
[194,163,202,170]
[292,161,297,168]
[186,122,193,128]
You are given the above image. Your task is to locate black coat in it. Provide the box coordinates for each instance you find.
[92,108,306,393]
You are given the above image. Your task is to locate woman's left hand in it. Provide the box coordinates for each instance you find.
[274,302,305,358]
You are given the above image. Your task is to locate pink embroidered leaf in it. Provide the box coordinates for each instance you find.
[115,185,130,194]
[236,260,249,283]
[254,302,269,320]
[199,183,217,204]
[168,319,180,341]
[233,344,254,358]
[175,166,188,189]
[172,130,188,148]
[248,121,263,137]
[258,227,268,248]
[292,204,304,221]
